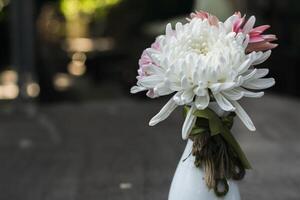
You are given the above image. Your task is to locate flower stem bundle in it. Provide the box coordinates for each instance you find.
[187,107,246,196]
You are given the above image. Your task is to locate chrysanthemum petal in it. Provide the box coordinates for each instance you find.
[181,76,190,89]
[146,64,164,75]
[252,50,271,65]
[210,82,236,93]
[243,34,250,48]
[138,75,163,88]
[130,86,147,94]
[249,35,265,43]
[235,87,264,98]
[195,94,210,110]
[214,93,235,111]
[250,25,270,34]
[166,23,173,37]
[231,100,256,131]
[242,78,275,90]
[175,22,183,32]
[222,89,243,100]
[153,83,173,96]
[173,91,184,105]
[182,104,197,140]
[244,68,269,82]
[237,58,252,74]
[181,89,195,104]
[242,68,258,82]
[149,98,178,126]
[193,86,207,96]
[247,42,278,52]
[262,34,277,42]
[243,16,256,34]
[224,15,238,31]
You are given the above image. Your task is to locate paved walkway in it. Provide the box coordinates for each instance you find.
[0,94,299,200]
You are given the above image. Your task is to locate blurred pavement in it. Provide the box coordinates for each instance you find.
[0,94,299,200]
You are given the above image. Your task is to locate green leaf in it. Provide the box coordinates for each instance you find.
[222,113,235,129]
[183,106,190,117]
[190,127,207,135]
[193,108,223,136]
[221,127,252,169]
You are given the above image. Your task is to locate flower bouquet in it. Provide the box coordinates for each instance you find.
[131,11,277,199]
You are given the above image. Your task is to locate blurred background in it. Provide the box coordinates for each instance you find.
[0,0,299,200]
[0,0,299,103]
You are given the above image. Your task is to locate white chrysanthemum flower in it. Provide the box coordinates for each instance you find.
[131,15,275,139]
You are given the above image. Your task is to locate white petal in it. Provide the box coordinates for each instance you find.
[166,23,173,37]
[214,93,235,111]
[146,90,159,98]
[130,86,146,94]
[181,76,190,89]
[234,87,264,98]
[153,83,173,96]
[145,48,159,55]
[222,89,243,100]
[210,82,236,93]
[252,50,271,65]
[231,100,256,131]
[182,104,197,140]
[243,16,256,34]
[149,98,178,126]
[242,78,275,90]
[192,68,200,84]
[243,34,250,48]
[226,32,237,39]
[181,89,195,104]
[242,68,270,85]
[173,91,184,105]
[138,75,163,88]
[168,81,181,91]
[245,69,269,82]
[195,94,209,110]
[146,64,164,75]
[246,51,258,63]
[242,68,257,82]
[237,59,252,74]
[235,76,244,87]
[194,86,207,96]
[224,15,237,31]
[251,51,263,61]
[175,22,183,32]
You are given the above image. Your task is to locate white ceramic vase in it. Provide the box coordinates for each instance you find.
[168,103,241,200]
